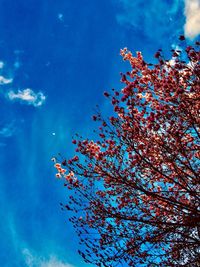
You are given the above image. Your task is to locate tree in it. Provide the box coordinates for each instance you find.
[54,38,200,267]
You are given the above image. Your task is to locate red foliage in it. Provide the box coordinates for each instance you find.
[54,40,200,266]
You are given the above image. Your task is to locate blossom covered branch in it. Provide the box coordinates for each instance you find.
[54,38,200,266]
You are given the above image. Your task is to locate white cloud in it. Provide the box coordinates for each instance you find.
[7,88,46,107]
[22,249,75,267]
[0,75,13,85]
[184,0,200,39]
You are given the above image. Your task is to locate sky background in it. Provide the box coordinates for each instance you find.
[0,0,199,266]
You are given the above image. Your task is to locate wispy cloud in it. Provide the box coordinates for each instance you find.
[0,75,13,85]
[184,0,200,39]
[115,0,183,41]
[0,61,4,69]
[40,256,75,267]
[58,13,64,22]
[7,88,46,107]
[22,249,75,267]
[0,121,16,137]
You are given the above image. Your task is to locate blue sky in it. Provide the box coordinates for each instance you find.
[0,0,199,266]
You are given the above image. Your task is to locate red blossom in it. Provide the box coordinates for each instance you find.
[54,40,200,267]
[103,91,110,97]
[179,35,185,41]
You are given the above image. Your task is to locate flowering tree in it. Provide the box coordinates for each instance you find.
[54,38,200,266]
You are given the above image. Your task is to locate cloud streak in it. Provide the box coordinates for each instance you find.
[184,0,200,39]
[7,88,46,107]
[0,121,16,137]
[22,249,75,267]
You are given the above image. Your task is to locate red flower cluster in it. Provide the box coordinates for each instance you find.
[54,39,200,266]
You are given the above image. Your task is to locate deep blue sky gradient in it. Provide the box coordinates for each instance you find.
[0,0,199,266]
